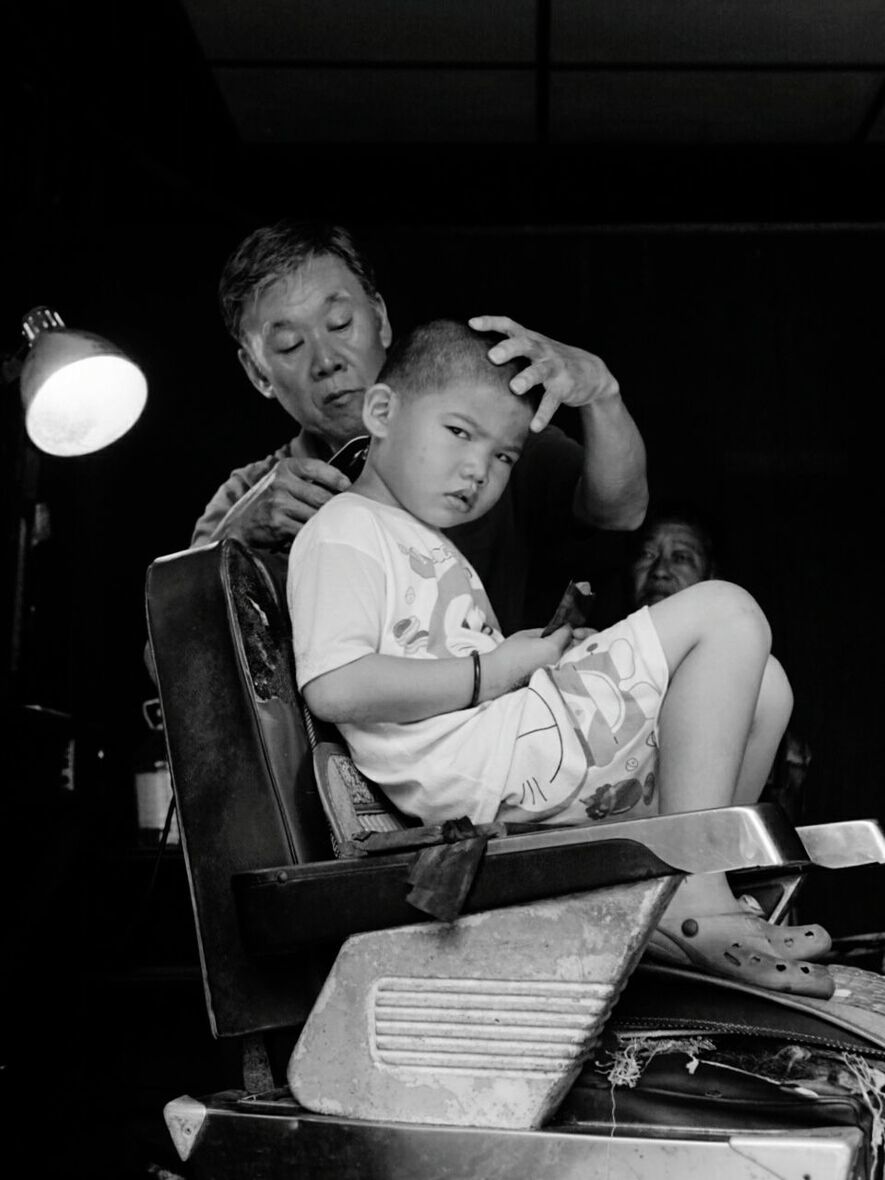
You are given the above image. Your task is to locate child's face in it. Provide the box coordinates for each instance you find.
[365,378,532,529]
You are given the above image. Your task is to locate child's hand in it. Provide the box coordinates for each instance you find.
[484,625,574,696]
[570,626,597,645]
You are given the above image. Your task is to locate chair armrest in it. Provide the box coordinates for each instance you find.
[233,802,810,954]
[798,818,885,868]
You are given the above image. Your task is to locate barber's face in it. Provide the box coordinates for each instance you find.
[238,254,392,450]
[630,522,711,607]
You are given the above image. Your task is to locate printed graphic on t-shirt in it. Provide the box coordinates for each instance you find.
[392,540,496,659]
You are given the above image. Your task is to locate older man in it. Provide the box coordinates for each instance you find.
[622,505,812,825]
[191,221,648,633]
[628,508,716,609]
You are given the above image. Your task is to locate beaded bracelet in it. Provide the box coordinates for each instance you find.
[469,650,482,708]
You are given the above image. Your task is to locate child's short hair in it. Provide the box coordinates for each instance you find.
[377,319,543,414]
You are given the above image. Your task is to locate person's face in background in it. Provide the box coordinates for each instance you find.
[237,253,392,451]
[629,519,713,607]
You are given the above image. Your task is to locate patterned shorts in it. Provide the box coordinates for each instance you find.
[498,607,669,826]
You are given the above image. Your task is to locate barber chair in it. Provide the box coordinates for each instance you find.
[147,539,885,1180]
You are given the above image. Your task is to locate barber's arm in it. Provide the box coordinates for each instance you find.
[469,315,648,530]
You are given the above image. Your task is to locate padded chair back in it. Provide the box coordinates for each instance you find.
[146,539,332,1037]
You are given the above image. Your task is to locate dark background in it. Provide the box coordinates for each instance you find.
[4,2,885,1175]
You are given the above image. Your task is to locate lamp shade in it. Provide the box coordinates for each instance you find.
[19,310,148,457]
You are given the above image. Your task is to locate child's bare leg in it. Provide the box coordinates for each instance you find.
[643,582,831,993]
[733,655,793,805]
[650,580,773,815]
[648,581,774,917]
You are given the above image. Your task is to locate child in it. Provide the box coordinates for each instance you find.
[288,319,832,998]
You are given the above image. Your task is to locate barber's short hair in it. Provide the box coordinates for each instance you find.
[219,220,379,343]
[378,319,543,413]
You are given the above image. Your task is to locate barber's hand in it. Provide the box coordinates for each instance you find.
[215,457,351,548]
[469,315,620,432]
[483,625,574,697]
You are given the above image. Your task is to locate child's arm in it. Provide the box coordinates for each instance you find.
[304,625,575,726]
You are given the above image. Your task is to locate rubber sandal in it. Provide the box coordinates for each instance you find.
[751,917,831,961]
[646,914,835,999]
[737,897,832,961]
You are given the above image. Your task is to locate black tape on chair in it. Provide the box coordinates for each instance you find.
[405,818,491,922]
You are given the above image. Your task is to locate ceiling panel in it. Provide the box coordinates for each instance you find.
[550,70,882,142]
[181,0,535,62]
[214,67,536,142]
[551,0,885,63]
[177,1,885,146]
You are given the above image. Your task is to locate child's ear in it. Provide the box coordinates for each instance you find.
[362,383,397,438]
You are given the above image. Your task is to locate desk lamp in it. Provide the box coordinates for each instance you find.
[2,306,149,715]
[17,306,147,456]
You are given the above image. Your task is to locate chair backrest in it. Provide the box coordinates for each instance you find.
[146,539,335,1037]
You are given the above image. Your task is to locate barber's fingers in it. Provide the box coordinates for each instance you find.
[509,356,557,395]
[270,474,335,516]
[527,388,564,433]
[478,328,541,367]
[279,456,351,493]
[248,491,314,538]
[243,460,346,542]
[469,316,562,390]
[468,314,524,339]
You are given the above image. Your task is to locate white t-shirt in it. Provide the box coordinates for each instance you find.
[289,493,529,823]
[288,493,668,828]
